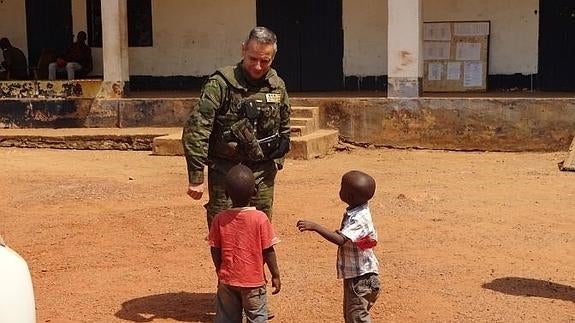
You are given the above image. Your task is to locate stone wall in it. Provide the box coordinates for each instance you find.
[291,97,575,152]
[1,94,574,152]
[0,80,101,99]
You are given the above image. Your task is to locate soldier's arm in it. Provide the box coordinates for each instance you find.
[279,88,291,139]
[182,78,225,184]
[271,88,291,164]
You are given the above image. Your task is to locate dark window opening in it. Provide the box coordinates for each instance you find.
[87,0,153,48]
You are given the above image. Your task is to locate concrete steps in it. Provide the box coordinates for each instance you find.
[0,128,177,151]
[285,106,339,159]
[0,107,338,159]
[153,106,339,159]
[287,129,339,160]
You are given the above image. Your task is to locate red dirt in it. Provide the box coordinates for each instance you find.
[1,147,573,322]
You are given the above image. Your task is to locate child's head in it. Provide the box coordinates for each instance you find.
[339,170,376,208]
[226,164,256,207]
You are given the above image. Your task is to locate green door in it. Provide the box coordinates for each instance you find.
[257,0,343,92]
[539,0,575,90]
[25,0,73,70]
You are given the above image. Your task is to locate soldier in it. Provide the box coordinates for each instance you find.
[182,26,291,229]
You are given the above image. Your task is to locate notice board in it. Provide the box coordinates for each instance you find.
[422,21,490,92]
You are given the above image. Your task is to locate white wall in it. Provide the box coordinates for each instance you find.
[128,0,255,76]
[71,0,255,77]
[71,0,87,35]
[343,0,388,77]
[1,0,540,78]
[0,0,28,59]
[423,0,539,75]
[343,0,539,76]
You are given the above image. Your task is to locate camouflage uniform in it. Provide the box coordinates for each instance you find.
[182,63,291,228]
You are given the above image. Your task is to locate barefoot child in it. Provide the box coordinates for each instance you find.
[297,170,380,323]
[208,164,281,323]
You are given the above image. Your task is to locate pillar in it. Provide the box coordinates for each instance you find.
[387,0,422,98]
[99,0,129,98]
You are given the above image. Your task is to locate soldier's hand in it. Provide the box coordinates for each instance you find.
[269,137,290,159]
[187,183,204,200]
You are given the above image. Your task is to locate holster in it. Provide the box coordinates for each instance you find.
[268,136,290,159]
[230,118,264,161]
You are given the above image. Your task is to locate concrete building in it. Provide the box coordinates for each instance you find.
[2,0,565,94]
[0,0,574,152]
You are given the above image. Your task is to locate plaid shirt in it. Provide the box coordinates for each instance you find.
[336,203,379,279]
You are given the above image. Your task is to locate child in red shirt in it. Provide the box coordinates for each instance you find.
[208,164,281,322]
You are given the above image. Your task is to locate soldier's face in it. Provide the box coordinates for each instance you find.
[241,40,276,80]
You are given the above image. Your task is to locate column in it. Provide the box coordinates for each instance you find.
[387,0,422,98]
[100,0,129,98]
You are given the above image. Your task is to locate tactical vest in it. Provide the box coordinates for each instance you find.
[209,65,286,162]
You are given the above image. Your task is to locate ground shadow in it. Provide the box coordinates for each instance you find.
[115,292,216,322]
[482,277,575,303]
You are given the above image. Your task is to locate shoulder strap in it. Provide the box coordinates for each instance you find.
[209,71,232,116]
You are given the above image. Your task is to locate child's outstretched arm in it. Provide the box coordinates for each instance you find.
[296,220,347,246]
[263,246,281,294]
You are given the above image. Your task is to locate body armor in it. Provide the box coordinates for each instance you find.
[209,66,286,162]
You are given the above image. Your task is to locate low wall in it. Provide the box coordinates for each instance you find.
[291,97,575,152]
[0,98,93,128]
[85,98,193,128]
[1,95,574,152]
[0,80,101,99]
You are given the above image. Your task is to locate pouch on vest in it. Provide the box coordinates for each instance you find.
[230,118,264,161]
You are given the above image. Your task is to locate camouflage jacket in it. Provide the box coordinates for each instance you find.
[182,63,291,184]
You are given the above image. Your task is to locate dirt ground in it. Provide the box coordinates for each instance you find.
[1,147,573,323]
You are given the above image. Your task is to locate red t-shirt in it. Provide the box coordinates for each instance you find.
[208,207,279,288]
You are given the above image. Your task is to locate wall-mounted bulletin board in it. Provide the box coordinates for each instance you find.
[422,21,490,92]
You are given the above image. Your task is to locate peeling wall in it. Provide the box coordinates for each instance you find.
[0,80,101,99]
[95,0,541,77]
[2,94,574,152]
[1,0,540,78]
[0,99,92,128]
[290,97,575,152]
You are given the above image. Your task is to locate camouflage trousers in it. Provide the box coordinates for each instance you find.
[205,158,277,229]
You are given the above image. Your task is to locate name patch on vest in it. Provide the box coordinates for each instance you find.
[265,93,282,103]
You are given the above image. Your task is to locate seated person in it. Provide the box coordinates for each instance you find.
[48,31,92,80]
[32,48,56,80]
[0,37,28,80]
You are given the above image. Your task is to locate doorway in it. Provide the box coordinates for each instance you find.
[256,0,343,91]
[539,0,575,91]
[25,0,73,72]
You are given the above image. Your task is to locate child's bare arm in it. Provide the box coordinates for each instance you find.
[296,220,347,246]
[263,246,281,294]
[210,247,222,272]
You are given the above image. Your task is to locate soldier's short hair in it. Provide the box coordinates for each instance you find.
[245,26,278,53]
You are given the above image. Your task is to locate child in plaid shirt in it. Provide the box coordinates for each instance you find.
[297,170,380,323]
